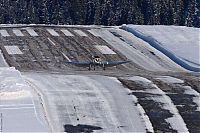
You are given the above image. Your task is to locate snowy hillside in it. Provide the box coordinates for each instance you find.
[122,25,200,72]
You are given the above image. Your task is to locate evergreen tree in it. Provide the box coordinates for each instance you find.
[0,0,199,27]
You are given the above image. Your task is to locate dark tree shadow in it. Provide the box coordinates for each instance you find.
[64,124,102,133]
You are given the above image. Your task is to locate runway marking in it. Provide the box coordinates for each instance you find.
[0,106,34,110]
[26,29,39,36]
[47,29,60,36]
[62,52,71,61]
[13,29,24,36]
[88,29,101,37]
[74,30,88,36]
[0,104,34,107]
[61,29,74,36]
[95,45,116,55]
[4,46,23,55]
[0,30,10,37]
[47,38,56,46]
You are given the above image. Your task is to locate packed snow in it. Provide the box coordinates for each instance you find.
[122,25,200,72]
[24,73,147,132]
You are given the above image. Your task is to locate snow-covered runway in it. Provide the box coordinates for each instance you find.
[24,73,147,132]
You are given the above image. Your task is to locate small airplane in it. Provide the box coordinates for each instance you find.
[65,56,130,70]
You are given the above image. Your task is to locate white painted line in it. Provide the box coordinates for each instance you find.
[47,29,60,36]
[95,45,116,55]
[62,52,71,61]
[74,30,88,36]
[1,106,34,110]
[26,29,39,36]
[0,104,34,107]
[61,29,74,36]
[0,30,10,36]
[13,29,24,36]
[47,38,56,46]
[4,46,23,55]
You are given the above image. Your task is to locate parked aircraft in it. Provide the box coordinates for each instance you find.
[65,56,130,70]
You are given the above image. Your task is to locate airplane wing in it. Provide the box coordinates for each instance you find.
[65,61,92,67]
[102,61,130,67]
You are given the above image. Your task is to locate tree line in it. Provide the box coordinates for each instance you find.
[0,0,199,27]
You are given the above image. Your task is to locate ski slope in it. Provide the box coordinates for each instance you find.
[122,25,200,72]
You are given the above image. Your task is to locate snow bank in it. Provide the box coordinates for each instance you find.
[0,49,8,67]
[0,67,30,99]
[0,67,48,132]
[121,25,200,72]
